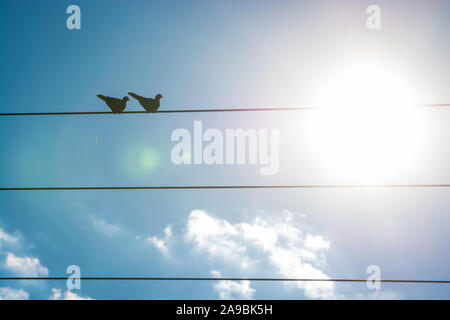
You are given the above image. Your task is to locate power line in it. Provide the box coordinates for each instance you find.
[0,277,449,284]
[0,107,313,116]
[0,184,449,191]
[0,104,449,116]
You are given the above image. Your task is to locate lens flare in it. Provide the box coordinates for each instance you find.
[122,145,161,179]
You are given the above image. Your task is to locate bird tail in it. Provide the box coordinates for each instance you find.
[97,94,106,101]
[127,92,141,100]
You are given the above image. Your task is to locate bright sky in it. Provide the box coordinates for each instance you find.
[0,0,449,300]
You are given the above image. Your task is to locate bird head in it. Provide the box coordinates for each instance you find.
[155,94,163,100]
[123,96,130,102]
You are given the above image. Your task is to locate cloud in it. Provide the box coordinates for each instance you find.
[147,236,167,254]
[0,225,49,299]
[145,225,172,255]
[90,216,120,236]
[0,287,29,300]
[0,228,19,244]
[49,288,93,300]
[4,252,49,276]
[185,209,336,299]
[349,289,403,300]
[211,270,255,299]
[304,234,330,251]
[185,210,251,269]
[164,225,173,238]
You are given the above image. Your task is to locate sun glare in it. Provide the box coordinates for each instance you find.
[307,58,429,183]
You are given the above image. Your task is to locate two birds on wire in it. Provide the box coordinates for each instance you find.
[97,92,163,114]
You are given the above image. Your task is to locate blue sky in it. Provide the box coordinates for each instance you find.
[0,0,449,299]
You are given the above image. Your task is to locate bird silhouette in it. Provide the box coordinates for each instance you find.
[97,95,129,114]
[128,92,163,112]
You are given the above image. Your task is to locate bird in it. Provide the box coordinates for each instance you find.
[128,92,163,112]
[97,95,129,114]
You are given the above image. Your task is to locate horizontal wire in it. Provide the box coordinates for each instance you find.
[0,184,449,191]
[0,107,313,116]
[0,277,449,284]
[1,106,448,289]
[0,104,449,116]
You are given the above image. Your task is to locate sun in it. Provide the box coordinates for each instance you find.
[306,58,429,183]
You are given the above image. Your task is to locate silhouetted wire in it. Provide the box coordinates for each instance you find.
[0,104,449,116]
[0,107,448,287]
[0,277,449,284]
[0,184,449,191]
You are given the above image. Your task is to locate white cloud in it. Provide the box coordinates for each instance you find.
[5,252,49,276]
[0,287,29,300]
[49,288,62,300]
[185,209,336,299]
[0,226,49,299]
[0,228,19,244]
[211,270,255,299]
[164,225,173,238]
[185,210,251,269]
[90,216,120,236]
[145,225,172,255]
[349,289,403,300]
[304,234,330,251]
[64,290,93,300]
[49,288,93,300]
[147,236,168,254]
